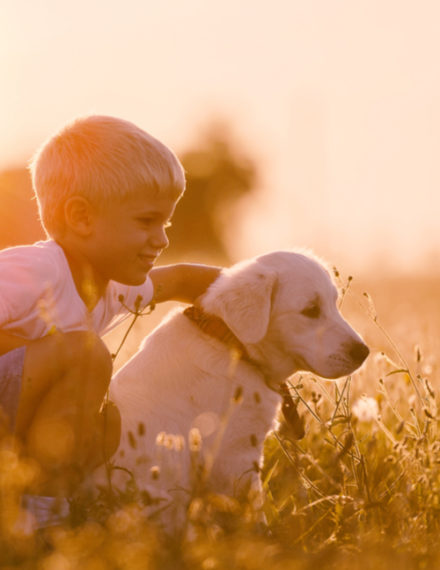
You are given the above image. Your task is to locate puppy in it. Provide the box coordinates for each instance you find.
[96,251,368,526]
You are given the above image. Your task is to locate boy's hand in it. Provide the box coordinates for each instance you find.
[150,263,222,304]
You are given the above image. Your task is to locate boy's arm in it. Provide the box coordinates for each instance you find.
[0,330,30,356]
[149,263,222,304]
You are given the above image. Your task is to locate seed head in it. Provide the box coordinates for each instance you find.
[155,432,166,447]
[128,431,137,449]
[189,428,202,452]
[150,466,160,480]
[233,386,243,404]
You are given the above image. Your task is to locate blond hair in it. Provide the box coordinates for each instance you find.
[29,115,186,237]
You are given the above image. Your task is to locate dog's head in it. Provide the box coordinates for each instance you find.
[201,251,369,384]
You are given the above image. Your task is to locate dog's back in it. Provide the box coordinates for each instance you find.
[107,309,280,500]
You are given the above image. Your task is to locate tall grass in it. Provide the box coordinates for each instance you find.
[1,273,439,569]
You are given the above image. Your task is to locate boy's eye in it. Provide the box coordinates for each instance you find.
[138,217,153,225]
[137,217,172,230]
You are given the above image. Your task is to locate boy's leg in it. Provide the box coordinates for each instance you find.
[0,346,27,432]
[15,331,120,494]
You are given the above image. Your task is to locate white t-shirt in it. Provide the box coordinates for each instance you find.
[0,240,154,339]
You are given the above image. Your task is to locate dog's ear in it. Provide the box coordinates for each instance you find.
[203,267,277,344]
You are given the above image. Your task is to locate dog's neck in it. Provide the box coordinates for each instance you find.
[183,305,305,439]
[183,305,252,364]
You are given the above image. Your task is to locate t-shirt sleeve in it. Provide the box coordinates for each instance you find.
[0,245,59,328]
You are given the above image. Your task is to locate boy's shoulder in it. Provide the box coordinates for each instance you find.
[0,240,68,327]
[1,239,61,260]
[1,239,59,256]
[0,240,67,293]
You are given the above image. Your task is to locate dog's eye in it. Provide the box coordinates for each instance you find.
[301,304,321,319]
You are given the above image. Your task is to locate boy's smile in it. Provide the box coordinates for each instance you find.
[62,191,178,304]
[94,193,177,284]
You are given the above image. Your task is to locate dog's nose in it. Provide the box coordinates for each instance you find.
[349,341,370,365]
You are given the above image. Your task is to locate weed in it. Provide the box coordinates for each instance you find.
[1,275,439,569]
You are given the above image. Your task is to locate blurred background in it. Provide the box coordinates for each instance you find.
[1,0,439,365]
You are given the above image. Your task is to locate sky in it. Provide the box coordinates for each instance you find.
[1,0,439,274]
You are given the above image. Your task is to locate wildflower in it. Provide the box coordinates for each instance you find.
[189,427,202,452]
[163,434,174,450]
[352,396,379,422]
[150,465,160,480]
[155,431,166,446]
[174,434,185,452]
[423,363,433,375]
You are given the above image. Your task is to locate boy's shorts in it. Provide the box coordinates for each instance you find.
[0,346,26,431]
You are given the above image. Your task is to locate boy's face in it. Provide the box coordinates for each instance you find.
[87,191,178,287]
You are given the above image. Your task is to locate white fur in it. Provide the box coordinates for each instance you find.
[95,251,368,526]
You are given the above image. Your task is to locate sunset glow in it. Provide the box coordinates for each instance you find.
[1,0,440,272]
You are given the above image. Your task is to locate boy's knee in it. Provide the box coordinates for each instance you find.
[59,331,112,373]
[19,331,114,474]
[24,329,112,389]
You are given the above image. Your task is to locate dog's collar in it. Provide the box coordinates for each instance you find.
[183,305,305,439]
[183,305,252,363]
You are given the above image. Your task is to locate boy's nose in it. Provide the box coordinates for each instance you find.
[151,227,169,250]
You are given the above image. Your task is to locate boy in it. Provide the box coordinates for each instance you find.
[0,115,221,499]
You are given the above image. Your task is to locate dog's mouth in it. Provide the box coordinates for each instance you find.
[292,354,319,376]
[309,355,361,379]
[292,353,359,380]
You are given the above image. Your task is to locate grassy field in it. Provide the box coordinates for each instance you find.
[1,270,439,569]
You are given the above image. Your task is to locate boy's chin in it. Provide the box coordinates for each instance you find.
[131,273,150,285]
[116,271,150,286]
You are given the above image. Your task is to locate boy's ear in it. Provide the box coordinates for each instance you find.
[64,196,94,236]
